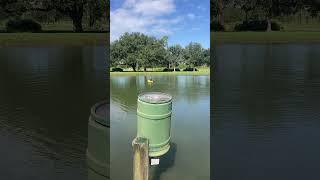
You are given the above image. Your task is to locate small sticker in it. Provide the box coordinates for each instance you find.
[150,158,160,165]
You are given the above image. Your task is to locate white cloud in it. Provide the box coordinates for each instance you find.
[190,27,201,31]
[111,0,181,41]
[187,13,196,20]
[197,5,206,11]
[132,0,176,16]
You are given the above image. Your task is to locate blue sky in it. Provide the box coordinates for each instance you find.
[110,0,210,48]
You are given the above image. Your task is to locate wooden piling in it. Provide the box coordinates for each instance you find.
[132,137,149,180]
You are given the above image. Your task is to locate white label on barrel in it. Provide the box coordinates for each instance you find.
[151,158,160,165]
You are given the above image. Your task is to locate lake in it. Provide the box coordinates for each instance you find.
[0,46,108,180]
[212,44,320,180]
[110,75,210,180]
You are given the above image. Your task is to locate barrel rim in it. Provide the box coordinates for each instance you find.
[91,100,109,127]
[138,92,172,104]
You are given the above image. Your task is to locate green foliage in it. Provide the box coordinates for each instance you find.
[6,18,42,32]
[111,32,209,71]
[87,0,108,28]
[111,32,167,71]
[111,67,123,72]
[184,42,205,69]
[203,48,210,66]
[184,67,198,71]
[233,0,256,21]
[163,68,174,72]
[0,0,108,32]
[271,21,281,31]
[167,44,184,69]
[35,0,87,32]
[0,0,28,18]
[234,20,281,31]
[212,0,320,31]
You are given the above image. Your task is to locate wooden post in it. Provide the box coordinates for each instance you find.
[132,137,149,180]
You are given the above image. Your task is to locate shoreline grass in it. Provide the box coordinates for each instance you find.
[110,71,210,76]
[2,31,320,46]
[0,20,109,32]
[212,32,320,44]
[111,66,209,76]
[0,33,108,46]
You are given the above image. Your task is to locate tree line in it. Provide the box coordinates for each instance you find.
[0,0,109,32]
[211,0,320,30]
[111,32,210,72]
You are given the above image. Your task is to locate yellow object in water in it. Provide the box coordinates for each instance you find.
[147,79,154,83]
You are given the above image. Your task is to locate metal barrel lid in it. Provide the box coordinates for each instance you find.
[90,101,109,127]
[138,92,172,104]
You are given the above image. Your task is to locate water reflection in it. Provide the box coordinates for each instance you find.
[0,46,107,180]
[87,101,109,180]
[88,168,109,180]
[111,75,210,180]
[213,44,320,180]
[150,143,177,180]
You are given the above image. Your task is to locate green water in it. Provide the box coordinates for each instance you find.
[110,75,210,180]
[212,44,320,180]
[0,46,108,180]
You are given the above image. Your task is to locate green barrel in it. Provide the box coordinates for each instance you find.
[137,92,172,157]
[87,101,109,179]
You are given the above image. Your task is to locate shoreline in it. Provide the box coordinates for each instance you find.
[110,71,210,76]
[2,32,320,46]
[212,32,320,44]
[0,33,108,46]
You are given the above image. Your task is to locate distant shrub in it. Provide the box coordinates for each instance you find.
[234,20,267,31]
[163,68,180,72]
[211,21,225,31]
[6,19,42,32]
[163,68,174,72]
[234,20,281,31]
[183,67,198,71]
[271,21,281,31]
[112,67,123,72]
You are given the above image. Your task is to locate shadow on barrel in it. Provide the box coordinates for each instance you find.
[150,142,177,180]
[87,101,110,180]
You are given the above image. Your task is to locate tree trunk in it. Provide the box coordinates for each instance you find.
[245,11,248,22]
[72,16,83,32]
[299,9,302,24]
[173,66,176,72]
[88,1,95,27]
[144,67,147,72]
[70,2,84,32]
[218,0,223,25]
[89,14,95,27]
[267,18,271,31]
[132,65,136,72]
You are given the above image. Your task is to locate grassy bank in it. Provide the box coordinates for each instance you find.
[111,71,209,76]
[0,33,108,46]
[212,32,320,44]
[282,22,320,32]
[111,67,210,76]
